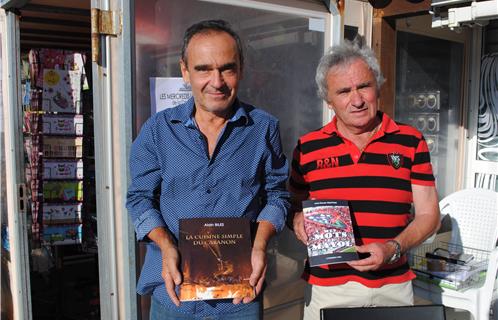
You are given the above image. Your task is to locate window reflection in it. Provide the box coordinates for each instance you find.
[395,31,463,198]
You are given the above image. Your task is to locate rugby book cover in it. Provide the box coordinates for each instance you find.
[303,200,358,266]
[178,217,255,301]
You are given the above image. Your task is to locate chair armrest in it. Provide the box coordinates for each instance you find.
[480,247,498,306]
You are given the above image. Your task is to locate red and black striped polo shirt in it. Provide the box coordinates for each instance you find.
[289,112,435,287]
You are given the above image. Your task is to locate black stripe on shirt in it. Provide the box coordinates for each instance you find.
[306,262,411,279]
[300,135,344,154]
[356,226,406,239]
[350,200,412,214]
[300,155,354,174]
[411,172,435,181]
[310,176,412,192]
[414,152,431,165]
[378,134,420,148]
[360,153,412,168]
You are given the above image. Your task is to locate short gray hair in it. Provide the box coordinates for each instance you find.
[315,37,385,102]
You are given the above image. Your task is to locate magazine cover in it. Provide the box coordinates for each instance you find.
[42,69,81,113]
[179,217,255,301]
[303,199,358,266]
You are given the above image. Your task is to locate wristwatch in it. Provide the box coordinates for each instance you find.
[386,239,402,264]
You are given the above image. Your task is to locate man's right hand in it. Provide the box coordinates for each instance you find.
[161,246,182,306]
[147,227,183,306]
[293,211,308,245]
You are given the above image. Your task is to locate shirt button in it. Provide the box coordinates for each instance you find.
[206,189,211,194]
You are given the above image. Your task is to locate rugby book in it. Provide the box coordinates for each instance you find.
[303,200,358,266]
[178,217,255,301]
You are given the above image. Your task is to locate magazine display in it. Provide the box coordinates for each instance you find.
[303,199,358,266]
[179,217,255,301]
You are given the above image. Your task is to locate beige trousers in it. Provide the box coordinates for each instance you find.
[303,281,414,320]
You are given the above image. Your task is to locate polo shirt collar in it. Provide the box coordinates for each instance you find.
[170,97,249,127]
[321,111,400,136]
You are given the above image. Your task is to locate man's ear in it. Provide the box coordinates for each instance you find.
[180,59,190,83]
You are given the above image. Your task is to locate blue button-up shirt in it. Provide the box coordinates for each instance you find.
[126,97,290,316]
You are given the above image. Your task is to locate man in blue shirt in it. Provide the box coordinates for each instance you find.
[126,20,290,320]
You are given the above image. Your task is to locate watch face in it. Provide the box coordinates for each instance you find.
[387,240,401,264]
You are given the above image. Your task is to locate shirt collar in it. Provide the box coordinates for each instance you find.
[170,97,249,127]
[321,111,400,136]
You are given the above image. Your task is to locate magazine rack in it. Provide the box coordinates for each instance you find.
[410,188,498,320]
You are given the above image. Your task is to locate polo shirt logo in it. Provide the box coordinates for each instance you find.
[316,157,339,169]
[387,153,403,169]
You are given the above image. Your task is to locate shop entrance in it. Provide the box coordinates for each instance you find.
[3,1,99,319]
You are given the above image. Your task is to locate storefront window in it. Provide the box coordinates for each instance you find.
[134,0,324,155]
[134,0,326,317]
[394,31,463,198]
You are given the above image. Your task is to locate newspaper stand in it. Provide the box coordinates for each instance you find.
[409,241,489,291]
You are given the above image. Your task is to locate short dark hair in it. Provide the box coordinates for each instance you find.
[181,19,244,69]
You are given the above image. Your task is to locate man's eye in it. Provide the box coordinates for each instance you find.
[222,69,236,75]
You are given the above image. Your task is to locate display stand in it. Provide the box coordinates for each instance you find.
[22,48,98,319]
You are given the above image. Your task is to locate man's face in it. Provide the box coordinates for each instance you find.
[180,31,242,115]
[326,58,379,132]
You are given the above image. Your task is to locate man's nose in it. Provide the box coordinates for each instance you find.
[210,70,225,88]
[350,89,364,107]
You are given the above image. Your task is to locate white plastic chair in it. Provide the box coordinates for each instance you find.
[412,188,498,320]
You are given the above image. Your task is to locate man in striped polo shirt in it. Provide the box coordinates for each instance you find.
[289,38,441,319]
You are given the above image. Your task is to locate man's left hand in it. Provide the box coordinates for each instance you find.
[347,242,393,271]
[233,247,267,304]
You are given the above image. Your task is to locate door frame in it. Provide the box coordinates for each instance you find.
[0,7,32,320]
[91,0,137,318]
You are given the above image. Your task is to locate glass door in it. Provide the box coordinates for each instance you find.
[394,15,471,198]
